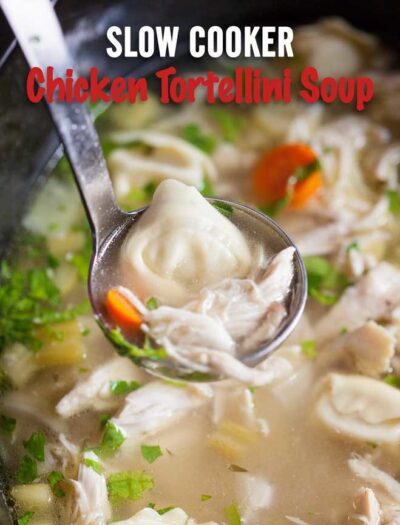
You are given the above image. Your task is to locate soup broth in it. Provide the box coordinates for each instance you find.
[1,18,400,525]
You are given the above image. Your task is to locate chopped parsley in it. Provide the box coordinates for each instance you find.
[292,158,321,182]
[67,225,92,281]
[23,431,45,462]
[303,256,349,305]
[157,506,175,515]
[0,261,86,352]
[210,108,242,142]
[96,421,125,457]
[200,176,215,197]
[110,380,141,396]
[260,194,290,218]
[383,374,400,389]
[0,414,16,436]
[146,297,159,311]
[107,328,166,362]
[48,470,65,497]
[260,157,321,217]
[301,340,317,360]
[82,457,103,475]
[387,190,400,215]
[107,470,154,502]
[223,503,243,525]
[346,240,360,253]
[141,444,163,464]
[16,455,37,483]
[228,464,248,473]
[201,494,212,501]
[212,201,234,217]
[99,413,111,429]
[17,511,35,525]
[182,123,217,154]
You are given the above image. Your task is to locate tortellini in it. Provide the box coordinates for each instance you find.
[121,179,252,306]
[314,373,400,443]
[108,131,216,199]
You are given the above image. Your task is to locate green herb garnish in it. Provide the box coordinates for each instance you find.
[346,240,360,253]
[292,158,321,182]
[259,194,291,218]
[384,374,400,389]
[182,123,217,154]
[82,458,103,475]
[201,494,212,501]
[200,176,215,197]
[212,201,233,216]
[0,414,16,436]
[16,456,37,483]
[110,380,141,396]
[304,256,349,305]
[228,464,248,473]
[0,261,85,352]
[99,413,112,429]
[387,190,400,215]
[96,421,125,457]
[141,444,163,464]
[301,340,317,360]
[23,431,45,462]
[146,297,159,311]
[107,328,166,362]
[223,503,243,525]
[17,511,35,525]
[157,506,175,515]
[107,471,154,502]
[210,108,242,142]
[48,471,65,497]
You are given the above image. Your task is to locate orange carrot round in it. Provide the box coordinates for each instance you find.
[106,288,142,331]
[252,143,322,209]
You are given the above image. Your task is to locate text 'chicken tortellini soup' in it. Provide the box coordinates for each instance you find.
[2,17,400,525]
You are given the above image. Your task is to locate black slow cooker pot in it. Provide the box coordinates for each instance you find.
[0,0,400,522]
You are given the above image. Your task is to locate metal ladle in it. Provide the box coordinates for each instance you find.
[1,0,307,381]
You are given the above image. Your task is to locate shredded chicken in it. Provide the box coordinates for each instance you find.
[70,451,111,525]
[56,356,143,418]
[143,247,294,383]
[323,321,395,377]
[348,456,400,504]
[111,381,212,438]
[315,263,400,343]
[348,487,381,525]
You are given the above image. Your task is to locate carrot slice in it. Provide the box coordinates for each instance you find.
[252,143,322,209]
[106,288,142,331]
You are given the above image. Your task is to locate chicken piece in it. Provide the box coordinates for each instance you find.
[348,456,400,504]
[235,473,273,522]
[315,373,400,443]
[336,321,395,377]
[70,451,111,525]
[348,487,381,525]
[185,247,294,342]
[111,381,212,438]
[315,263,400,343]
[56,356,143,418]
[143,248,294,382]
[110,507,219,525]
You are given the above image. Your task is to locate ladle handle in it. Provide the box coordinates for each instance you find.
[0,0,124,246]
